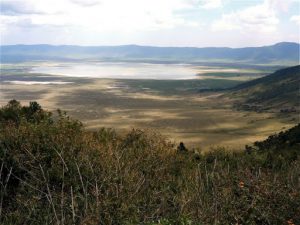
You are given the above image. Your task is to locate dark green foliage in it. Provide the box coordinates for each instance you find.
[0,99,52,125]
[177,142,188,152]
[0,101,299,225]
[254,123,300,151]
[249,124,300,169]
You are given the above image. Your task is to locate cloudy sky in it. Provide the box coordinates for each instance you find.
[0,0,299,47]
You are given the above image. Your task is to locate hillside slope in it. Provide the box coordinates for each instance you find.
[1,42,299,64]
[231,65,300,110]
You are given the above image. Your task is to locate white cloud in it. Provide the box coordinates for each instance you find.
[183,0,222,9]
[212,0,279,33]
[70,0,102,7]
[0,0,201,33]
[290,15,300,25]
[0,0,64,15]
[267,0,299,12]
[200,0,222,9]
[0,0,298,46]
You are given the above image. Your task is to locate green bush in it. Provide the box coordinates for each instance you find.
[0,101,299,225]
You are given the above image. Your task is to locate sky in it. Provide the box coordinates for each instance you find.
[0,0,299,47]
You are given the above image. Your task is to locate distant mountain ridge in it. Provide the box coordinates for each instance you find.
[1,42,299,64]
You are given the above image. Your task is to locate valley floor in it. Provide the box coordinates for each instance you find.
[1,76,297,150]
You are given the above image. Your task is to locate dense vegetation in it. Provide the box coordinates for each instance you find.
[1,100,299,225]
[231,65,300,109]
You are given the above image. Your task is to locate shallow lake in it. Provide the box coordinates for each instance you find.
[29,62,241,80]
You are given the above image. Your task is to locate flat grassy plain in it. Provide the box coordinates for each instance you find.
[1,62,297,150]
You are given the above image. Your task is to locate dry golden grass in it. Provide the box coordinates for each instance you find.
[1,78,297,150]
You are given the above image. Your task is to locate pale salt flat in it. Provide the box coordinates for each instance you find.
[4,81,74,85]
[29,62,246,80]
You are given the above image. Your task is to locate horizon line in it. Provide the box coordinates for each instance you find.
[1,41,299,49]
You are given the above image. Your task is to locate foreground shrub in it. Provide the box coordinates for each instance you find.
[0,101,299,224]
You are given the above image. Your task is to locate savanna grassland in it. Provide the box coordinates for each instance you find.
[1,62,297,150]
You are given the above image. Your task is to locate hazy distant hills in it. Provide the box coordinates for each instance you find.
[1,42,299,64]
[231,65,300,109]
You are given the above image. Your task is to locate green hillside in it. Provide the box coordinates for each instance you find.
[1,100,299,225]
[231,65,300,110]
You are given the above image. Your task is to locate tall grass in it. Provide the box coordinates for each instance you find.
[0,101,299,224]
